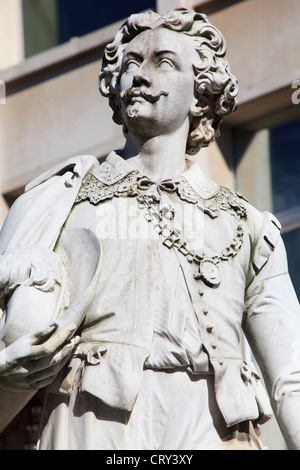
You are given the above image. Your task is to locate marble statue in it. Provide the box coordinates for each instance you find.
[0,8,300,450]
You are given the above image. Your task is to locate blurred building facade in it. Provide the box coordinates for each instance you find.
[0,0,300,450]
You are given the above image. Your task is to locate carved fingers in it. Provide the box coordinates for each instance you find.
[22,336,80,391]
[0,323,80,392]
[29,323,77,359]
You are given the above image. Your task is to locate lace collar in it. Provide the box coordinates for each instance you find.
[75,151,220,205]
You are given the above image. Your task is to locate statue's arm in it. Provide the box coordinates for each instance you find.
[243,237,300,449]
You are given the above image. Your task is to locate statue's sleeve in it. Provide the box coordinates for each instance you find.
[243,212,300,449]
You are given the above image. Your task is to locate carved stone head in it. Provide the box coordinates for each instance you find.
[99,8,238,155]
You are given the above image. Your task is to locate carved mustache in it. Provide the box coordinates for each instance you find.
[120,88,169,104]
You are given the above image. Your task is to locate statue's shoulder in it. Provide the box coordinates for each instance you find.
[234,192,281,241]
[25,155,99,192]
[211,185,282,269]
[228,190,282,277]
[0,155,100,253]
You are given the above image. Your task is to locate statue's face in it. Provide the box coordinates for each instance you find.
[119,27,199,138]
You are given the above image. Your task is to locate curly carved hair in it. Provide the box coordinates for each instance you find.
[99,8,238,155]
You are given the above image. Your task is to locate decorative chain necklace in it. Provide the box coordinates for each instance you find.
[75,169,247,288]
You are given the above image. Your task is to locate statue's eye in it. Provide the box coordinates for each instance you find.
[157,58,175,70]
[125,59,140,72]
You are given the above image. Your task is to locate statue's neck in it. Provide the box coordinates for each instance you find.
[121,127,189,181]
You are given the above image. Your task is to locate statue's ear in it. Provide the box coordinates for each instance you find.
[99,71,120,97]
[99,73,110,97]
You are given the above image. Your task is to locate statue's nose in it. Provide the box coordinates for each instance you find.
[132,71,151,89]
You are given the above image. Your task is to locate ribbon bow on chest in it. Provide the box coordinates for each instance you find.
[137,176,177,220]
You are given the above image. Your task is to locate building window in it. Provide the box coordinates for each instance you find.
[269,117,300,299]
[22,0,59,58]
[57,0,156,44]
[23,0,156,58]
[269,117,300,213]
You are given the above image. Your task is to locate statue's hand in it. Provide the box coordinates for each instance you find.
[0,323,79,392]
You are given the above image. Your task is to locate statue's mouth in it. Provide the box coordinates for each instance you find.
[120,88,169,104]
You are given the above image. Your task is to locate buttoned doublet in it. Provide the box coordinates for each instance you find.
[64,152,273,425]
[1,152,300,449]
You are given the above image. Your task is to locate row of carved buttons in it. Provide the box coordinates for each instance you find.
[200,296,224,366]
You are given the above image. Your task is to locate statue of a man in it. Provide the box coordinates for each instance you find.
[0,8,300,450]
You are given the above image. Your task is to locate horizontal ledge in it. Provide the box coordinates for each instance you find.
[0,19,125,96]
[1,135,126,196]
[225,85,300,130]
[192,0,242,15]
